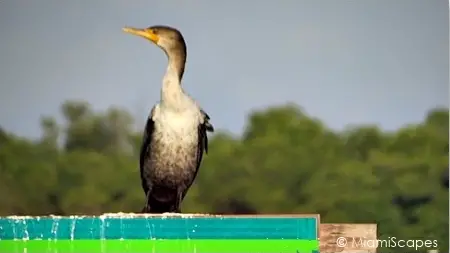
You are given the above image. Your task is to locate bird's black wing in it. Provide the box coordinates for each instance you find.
[197,109,214,161]
[182,109,214,199]
[139,108,156,194]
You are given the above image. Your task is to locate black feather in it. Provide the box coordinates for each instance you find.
[181,111,212,200]
[139,115,155,195]
[201,109,214,132]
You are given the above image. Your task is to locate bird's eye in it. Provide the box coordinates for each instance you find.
[151,28,158,34]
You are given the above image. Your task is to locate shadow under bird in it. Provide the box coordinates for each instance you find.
[123,25,214,213]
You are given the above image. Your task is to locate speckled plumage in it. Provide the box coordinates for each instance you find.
[125,25,214,213]
[140,106,212,213]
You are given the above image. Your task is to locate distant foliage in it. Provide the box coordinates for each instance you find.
[0,100,448,253]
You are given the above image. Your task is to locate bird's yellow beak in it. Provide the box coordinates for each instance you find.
[122,27,159,43]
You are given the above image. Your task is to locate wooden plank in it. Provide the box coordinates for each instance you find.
[319,223,377,253]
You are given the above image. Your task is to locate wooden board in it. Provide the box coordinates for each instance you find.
[319,223,377,253]
[0,214,378,252]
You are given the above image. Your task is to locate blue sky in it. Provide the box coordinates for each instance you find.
[0,0,448,139]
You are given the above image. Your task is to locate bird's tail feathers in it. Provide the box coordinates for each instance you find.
[142,188,181,213]
[143,195,180,213]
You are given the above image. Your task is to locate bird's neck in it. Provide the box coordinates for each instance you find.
[161,52,187,108]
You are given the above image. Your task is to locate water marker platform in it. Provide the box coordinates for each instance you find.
[0,213,377,253]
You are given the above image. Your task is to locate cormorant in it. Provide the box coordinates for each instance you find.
[123,25,214,213]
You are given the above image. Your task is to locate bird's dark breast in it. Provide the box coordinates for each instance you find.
[142,135,198,201]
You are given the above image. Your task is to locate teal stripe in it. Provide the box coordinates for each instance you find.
[0,216,318,240]
[0,239,319,253]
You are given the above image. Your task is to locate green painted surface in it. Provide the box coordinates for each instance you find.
[0,239,319,253]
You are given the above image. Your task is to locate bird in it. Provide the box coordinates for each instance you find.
[122,25,214,213]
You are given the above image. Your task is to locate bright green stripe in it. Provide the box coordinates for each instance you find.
[0,239,318,253]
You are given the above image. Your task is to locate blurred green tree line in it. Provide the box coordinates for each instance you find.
[0,101,448,252]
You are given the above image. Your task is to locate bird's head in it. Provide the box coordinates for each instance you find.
[122,25,186,55]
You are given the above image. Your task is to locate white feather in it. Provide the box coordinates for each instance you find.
[153,103,201,143]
